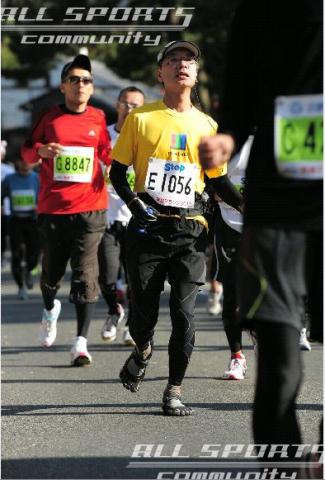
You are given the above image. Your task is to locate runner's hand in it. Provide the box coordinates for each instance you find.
[37,143,62,159]
[128,198,159,228]
[199,134,235,169]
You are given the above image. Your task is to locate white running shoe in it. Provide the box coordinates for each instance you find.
[207,290,223,316]
[39,299,61,347]
[223,354,247,380]
[123,327,136,346]
[101,303,125,342]
[18,287,28,300]
[70,336,92,366]
[300,328,311,351]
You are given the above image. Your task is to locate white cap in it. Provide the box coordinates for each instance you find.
[157,41,200,63]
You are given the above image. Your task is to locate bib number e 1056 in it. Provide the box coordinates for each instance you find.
[54,146,94,183]
[274,94,323,179]
[145,158,197,208]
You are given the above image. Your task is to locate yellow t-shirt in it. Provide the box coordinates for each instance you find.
[112,100,226,195]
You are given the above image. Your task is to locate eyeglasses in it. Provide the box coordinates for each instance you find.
[163,56,197,67]
[118,101,141,110]
[65,75,93,85]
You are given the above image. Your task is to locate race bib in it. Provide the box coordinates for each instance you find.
[145,158,197,208]
[274,94,323,179]
[229,173,245,196]
[11,189,36,212]
[54,146,94,183]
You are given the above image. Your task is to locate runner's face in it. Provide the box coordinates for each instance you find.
[60,68,94,106]
[157,48,198,90]
[116,91,144,124]
[16,160,31,176]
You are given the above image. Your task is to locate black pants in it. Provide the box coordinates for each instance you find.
[2,216,10,259]
[38,211,106,304]
[98,221,131,322]
[9,216,41,288]
[254,322,302,458]
[239,226,323,461]
[215,210,242,353]
[126,218,207,386]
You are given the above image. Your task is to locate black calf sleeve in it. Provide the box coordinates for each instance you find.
[99,282,118,314]
[75,303,95,338]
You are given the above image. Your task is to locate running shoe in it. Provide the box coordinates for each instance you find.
[162,395,193,416]
[120,344,152,392]
[70,336,92,367]
[122,327,136,346]
[207,290,223,316]
[223,354,247,380]
[18,287,28,300]
[39,299,61,347]
[101,303,125,342]
[300,328,311,351]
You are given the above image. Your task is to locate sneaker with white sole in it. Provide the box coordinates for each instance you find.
[70,336,92,367]
[39,299,61,347]
[123,327,136,346]
[207,290,223,316]
[101,303,125,342]
[223,354,247,380]
[300,328,311,351]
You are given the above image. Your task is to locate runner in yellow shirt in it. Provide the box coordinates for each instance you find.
[110,41,227,416]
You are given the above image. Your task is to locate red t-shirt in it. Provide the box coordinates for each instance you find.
[21,105,111,214]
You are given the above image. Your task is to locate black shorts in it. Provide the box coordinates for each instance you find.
[238,226,323,340]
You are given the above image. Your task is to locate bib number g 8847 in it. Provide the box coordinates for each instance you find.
[54,146,94,183]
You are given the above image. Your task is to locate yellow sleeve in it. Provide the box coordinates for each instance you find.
[112,112,138,166]
[205,163,228,178]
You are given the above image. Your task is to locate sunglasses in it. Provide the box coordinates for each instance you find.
[65,75,93,85]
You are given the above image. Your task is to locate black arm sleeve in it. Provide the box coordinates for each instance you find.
[109,160,137,207]
[207,175,243,211]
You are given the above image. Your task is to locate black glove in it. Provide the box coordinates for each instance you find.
[128,197,159,229]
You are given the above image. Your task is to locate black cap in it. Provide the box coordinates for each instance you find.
[157,41,200,64]
[61,55,92,81]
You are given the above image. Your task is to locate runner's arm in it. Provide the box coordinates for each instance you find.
[98,115,112,167]
[21,112,48,164]
[207,174,243,212]
[109,160,137,206]
[110,160,158,227]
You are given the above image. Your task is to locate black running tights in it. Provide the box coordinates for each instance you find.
[253,322,302,458]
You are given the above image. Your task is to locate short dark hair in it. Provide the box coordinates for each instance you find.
[118,86,145,101]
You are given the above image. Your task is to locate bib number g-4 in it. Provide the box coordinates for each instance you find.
[274,94,323,179]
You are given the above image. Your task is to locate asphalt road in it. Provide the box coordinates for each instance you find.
[1,268,323,480]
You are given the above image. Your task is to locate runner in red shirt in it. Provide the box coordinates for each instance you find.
[21,54,111,366]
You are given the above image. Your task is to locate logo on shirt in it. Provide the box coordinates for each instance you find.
[171,133,187,150]
[88,130,96,137]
